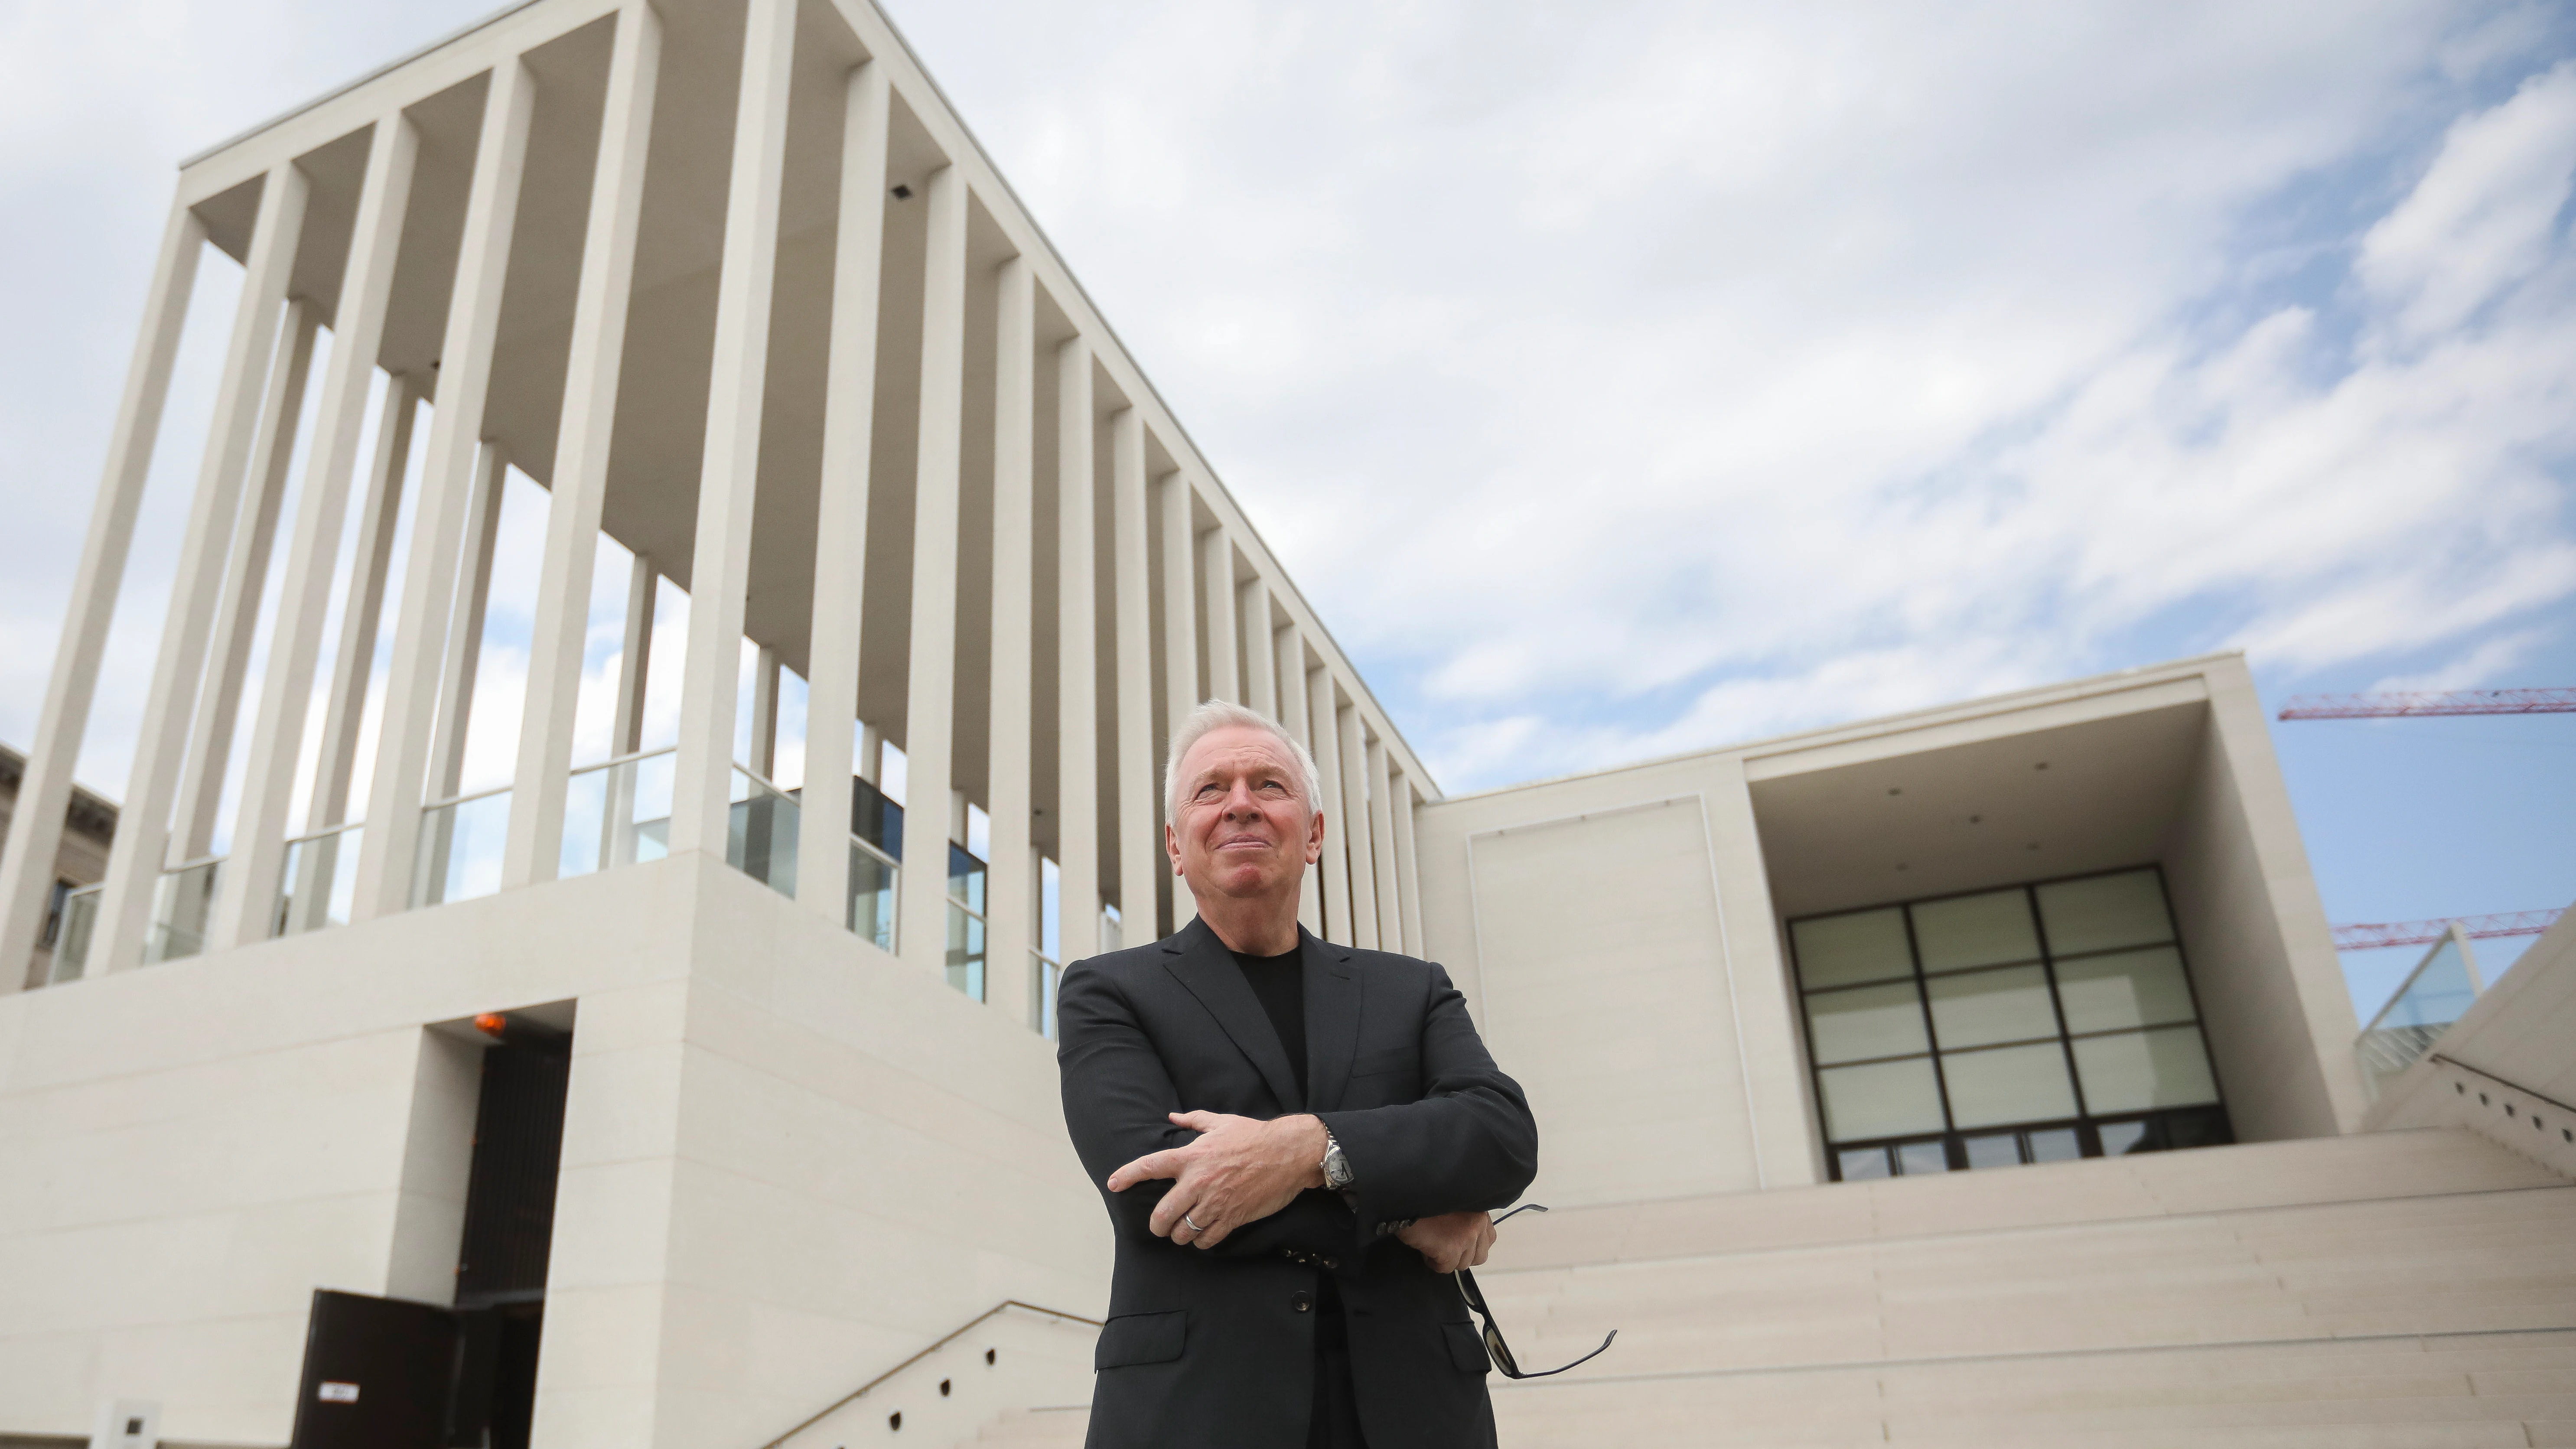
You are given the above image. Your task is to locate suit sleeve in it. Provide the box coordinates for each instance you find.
[1057,957,1355,1259]
[1315,962,1538,1242]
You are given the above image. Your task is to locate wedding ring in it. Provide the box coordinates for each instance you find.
[1183,1212,1207,1232]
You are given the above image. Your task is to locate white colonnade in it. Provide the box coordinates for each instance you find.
[0,0,1436,1012]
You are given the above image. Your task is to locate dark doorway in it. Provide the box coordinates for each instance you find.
[286,1017,573,1449]
[287,1290,459,1449]
[449,1021,572,1448]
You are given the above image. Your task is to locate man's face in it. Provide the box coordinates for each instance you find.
[1166,725,1327,907]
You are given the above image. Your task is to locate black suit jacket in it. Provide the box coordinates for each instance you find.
[1057,919,1539,1449]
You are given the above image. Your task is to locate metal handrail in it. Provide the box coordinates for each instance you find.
[421,781,512,813]
[751,1299,1100,1449]
[2431,1054,2576,1118]
[282,818,363,848]
[850,831,899,870]
[567,742,678,778]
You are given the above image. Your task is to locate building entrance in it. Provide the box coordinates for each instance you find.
[1788,866,2233,1181]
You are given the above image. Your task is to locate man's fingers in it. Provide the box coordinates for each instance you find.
[1107,1148,1186,1192]
[1167,1110,1222,1132]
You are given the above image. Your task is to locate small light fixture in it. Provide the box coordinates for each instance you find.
[891,183,913,200]
[474,1012,508,1040]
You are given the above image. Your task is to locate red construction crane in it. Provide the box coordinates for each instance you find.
[2330,909,2566,951]
[2279,688,2576,720]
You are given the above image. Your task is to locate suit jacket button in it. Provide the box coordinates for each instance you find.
[1291,1291,1313,1312]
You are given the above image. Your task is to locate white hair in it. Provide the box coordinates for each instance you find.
[1163,699,1325,823]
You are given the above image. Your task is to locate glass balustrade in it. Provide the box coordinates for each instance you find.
[728,768,799,898]
[275,823,364,938]
[414,788,511,908]
[145,857,224,964]
[848,837,898,951]
[560,748,675,879]
[2356,930,2484,1098]
[49,882,101,983]
[1034,952,1062,1040]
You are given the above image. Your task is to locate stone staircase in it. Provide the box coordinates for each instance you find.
[950,1129,2576,1446]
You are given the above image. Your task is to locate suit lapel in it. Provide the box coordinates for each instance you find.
[1160,918,1303,1112]
[1304,930,1362,1114]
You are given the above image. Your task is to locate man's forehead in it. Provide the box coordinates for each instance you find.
[1185,729,1297,778]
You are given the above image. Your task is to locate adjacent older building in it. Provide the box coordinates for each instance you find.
[0,742,119,991]
[0,0,2566,1445]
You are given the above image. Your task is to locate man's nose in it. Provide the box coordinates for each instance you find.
[1221,781,1263,817]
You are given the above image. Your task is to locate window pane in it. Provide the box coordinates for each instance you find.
[1792,908,1913,988]
[2073,1026,2220,1112]
[2026,1127,2081,1162]
[2055,946,2197,1033]
[1806,980,1930,1065]
[1837,1146,1892,1181]
[1941,1042,2078,1128]
[1817,1057,1945,1141]
[1926,965,2059,1049]
[1963,1133,2020,1169]
[1912,889,2040,973]
[2036,869,2173,956]
[2097,1119,2152,1155]
[1893,1141,1951,1175]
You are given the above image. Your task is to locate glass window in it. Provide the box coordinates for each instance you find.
[1925,965,2058,1048]
[1836,1146,1892,1180]
[2055,946,2197,1033]
[1791,908,1913,989]
[1942,1042,2078,1129]
[2026,1127,2081,1162]
[2097,1120,2152,1155]
[2036,869,2173,956]
[2072,1026,2220,1113]
[1911,889,2040,973]
[1806,980,1929,1065]
[1893,1141,1951,1175]
[1963,1133,2020,1169]
[1817,1057,1946,1141]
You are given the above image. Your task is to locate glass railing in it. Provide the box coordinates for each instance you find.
[560,748,675,879]
[728,767,798,898]
[1034,951,1062,1039]
[276,822,364,938]
[49,882,101,983]
[145,856,224,964]
[2356,930,2485,1097]
[849,837,898,951]
[946,841,988,1000]
[414,787,511,908]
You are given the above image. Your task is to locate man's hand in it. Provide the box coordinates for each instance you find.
[1397,1211,1496,1274]
[1106,1110,1329,1249]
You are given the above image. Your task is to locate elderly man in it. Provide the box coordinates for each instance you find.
[1056,700,1539,1449]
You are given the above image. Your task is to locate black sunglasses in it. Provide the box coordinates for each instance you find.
[1453,1205,1617,1379]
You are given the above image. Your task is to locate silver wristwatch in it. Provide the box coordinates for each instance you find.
[1320,1129,1355,1190]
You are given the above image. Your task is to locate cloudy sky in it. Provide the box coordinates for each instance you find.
[3,0,2572,1010]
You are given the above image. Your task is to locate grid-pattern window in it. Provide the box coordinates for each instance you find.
[1790,866,2230,1180]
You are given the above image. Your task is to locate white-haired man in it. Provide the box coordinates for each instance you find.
[1056,700,1538,1449]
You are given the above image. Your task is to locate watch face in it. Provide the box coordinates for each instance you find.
[1325,1147,1353,1189]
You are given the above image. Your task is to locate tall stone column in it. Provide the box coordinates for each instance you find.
[796,59,891,928]
[1239,578,1274,717]
[1391,768,1425,957]
[1367,733,1402,951]
[502,0,662,889]
[894,163,970,977]
[1338,700,1378,950]
[1110,410,1157,945]
[308,376,419,832]
[1053,338,1100,961]
[1307,664,1351,945]
[212,113,420,950]
[1275,623,1321,939]
[352,57,537,921]
[0,199,206,986]
[1157,475,1198,930]
[986,254,1037,1021]
[93,161,307,970]
[169,301,319,863]
[1199,524,1236,704]
[667,0,797,862]
[426,444,508,802]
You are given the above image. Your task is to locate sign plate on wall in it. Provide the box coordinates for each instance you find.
[317,1382,361,1403]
